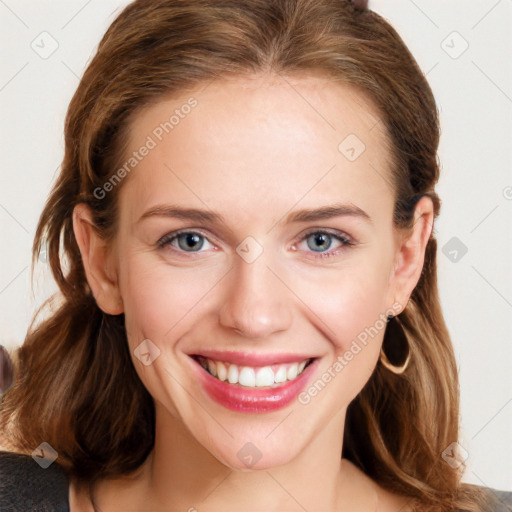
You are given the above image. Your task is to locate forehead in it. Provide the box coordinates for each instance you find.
[119,74,394,229]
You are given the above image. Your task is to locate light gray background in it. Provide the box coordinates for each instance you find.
[0,0,511,491]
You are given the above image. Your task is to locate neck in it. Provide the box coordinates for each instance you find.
[124,404,378,512]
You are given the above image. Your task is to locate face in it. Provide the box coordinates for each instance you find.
[76,74,431,471]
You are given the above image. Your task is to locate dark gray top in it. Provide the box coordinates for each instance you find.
[0,451,69,512]
[1,450,511,511]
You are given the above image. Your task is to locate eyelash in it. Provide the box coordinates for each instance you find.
[293,228,356,258]
[156,228,356,260]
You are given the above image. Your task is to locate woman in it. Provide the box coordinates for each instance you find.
[1,0,510,510]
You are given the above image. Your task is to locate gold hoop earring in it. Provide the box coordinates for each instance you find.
[380,314,410,375]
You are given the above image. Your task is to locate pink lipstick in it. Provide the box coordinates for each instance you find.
[188,352,318,413]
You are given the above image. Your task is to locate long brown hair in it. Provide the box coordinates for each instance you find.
[0,1,497,510]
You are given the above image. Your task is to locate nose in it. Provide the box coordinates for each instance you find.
[218,251,293,339]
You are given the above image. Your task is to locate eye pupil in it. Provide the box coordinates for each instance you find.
[307,233,332,252]
[178,233,204,251]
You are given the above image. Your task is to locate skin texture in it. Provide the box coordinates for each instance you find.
[72,74,433,511]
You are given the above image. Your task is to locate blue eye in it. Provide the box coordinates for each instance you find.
[157,228,355,260]
[297,230,354,257]
[176,232,204,251]
[306,232,333,252]
[157,231,214,253]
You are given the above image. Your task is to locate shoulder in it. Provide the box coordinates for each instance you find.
[464,483,512,512]
[0,450,70,512]
[484,487,512,512]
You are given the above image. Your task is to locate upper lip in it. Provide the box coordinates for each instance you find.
[189,350,316,367]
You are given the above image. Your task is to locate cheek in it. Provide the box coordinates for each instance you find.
[295,255,392,349]
[119,252,226,346]
[118,253,229,413]
[293,254,392,402]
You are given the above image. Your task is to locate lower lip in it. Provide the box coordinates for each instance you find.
[191,357,318,413]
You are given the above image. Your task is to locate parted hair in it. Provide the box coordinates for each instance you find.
[0,1,496,510]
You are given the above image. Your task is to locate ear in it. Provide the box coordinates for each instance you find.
[72,203,124,315]
[388,196,434,311]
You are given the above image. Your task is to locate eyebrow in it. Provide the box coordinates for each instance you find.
[138,205,223,224]
[137,202,372,226]
[284,203,372,224]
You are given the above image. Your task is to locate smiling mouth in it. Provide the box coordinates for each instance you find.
[192,355,314,389]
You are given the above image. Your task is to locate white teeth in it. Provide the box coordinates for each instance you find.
[287,362,298,381]
[208,359,217,377]
[238,367,256,387]
[216,361,227,381]
[227,364,238,384]
[255,367,274,387]
[274,366,287,383]
[198,357,311,388]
